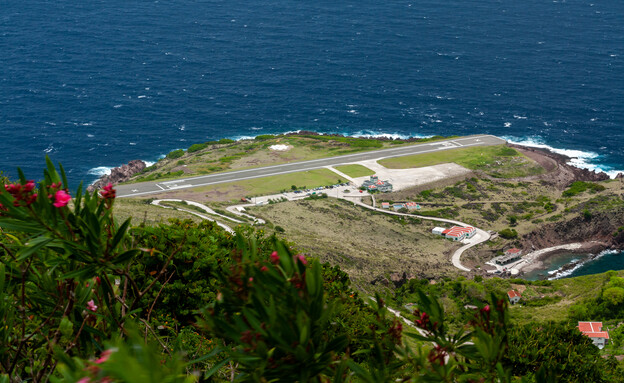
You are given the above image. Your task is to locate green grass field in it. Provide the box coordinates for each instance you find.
[152,168,345,203]
[378,145,544,178]
[334,164,375,178]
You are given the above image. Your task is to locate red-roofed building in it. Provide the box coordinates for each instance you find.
[578,322,609,349]
[404,202,421,210]
[442,226,476,241]
[361,175,393,192]
[381,202,390,209]
[505,248,522,256]
[507,290,522,304]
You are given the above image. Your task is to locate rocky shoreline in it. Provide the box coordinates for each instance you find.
[86,160,146,192]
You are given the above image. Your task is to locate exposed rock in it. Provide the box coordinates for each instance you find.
[509,144,610,188]
[616,172,624,179]
[87,160,146,192]
[521,208,624,251]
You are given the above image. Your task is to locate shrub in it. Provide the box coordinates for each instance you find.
[562,181,606,197]
[167,149,185,159]
[187,143,208,153]
[499,228,518,239]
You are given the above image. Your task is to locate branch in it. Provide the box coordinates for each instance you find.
[139,319,171,356]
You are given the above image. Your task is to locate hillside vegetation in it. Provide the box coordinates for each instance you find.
[1,160,624,381]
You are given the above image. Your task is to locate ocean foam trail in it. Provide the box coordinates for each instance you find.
[87,166,113,176]
[548,250,619,280]
[226,129,434,142]
[350,131,433,140]
[503,135,624,178]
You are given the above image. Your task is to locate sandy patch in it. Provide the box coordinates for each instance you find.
[348,160,472,191]
[269,144,292,151]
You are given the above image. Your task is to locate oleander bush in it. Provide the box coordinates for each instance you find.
[0,159,620,382]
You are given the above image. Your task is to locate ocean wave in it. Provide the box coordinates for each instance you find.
[87,166,113,176]
[548,249,620,280]
[503,135,624,178]
[350,130,433,140]
[226,129,433,142]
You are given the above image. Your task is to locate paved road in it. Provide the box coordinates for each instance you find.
[116,134,505,198]
[350,199,488,272]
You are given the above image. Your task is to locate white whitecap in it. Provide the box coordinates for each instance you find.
[129,142,136,145]
[350,130,432,140]
[513,115,527,120]
[137,95,146,99]
[548,250,620,280]
[87,134,94,138]
[504,122,511,127]
[87,166,113,176]
[502,135,624,178]
[113,104,122,108]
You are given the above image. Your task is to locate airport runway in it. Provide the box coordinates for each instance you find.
[116,135,506,198]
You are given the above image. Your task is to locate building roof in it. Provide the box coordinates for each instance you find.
[578,322,609,339]
[585,332,610,339]
[578,322,602,333]
[381,202,390,206]
[507,290,521,298]
[443,226,475,237]
[506,248,521,254]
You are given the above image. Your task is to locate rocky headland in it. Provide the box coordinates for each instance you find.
[87,160,146,192]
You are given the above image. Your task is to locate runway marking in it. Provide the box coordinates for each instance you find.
[118,139,500,198]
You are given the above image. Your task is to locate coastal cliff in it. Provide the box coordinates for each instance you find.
[522,207,624,252]
[87,160,146,192]
[510,144,610,188]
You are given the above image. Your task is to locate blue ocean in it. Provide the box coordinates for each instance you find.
[1,1,623,273]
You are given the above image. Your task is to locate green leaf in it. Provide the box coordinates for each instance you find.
[113,249,140,264]
[0,219,42,234]
[110,218,131,251]
[16,237,53,261]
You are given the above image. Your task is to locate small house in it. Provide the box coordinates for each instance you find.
[393,203,405,211]
[507,290,522,304]
[405,202,421,210]
[495,248,522,265]
[505,248,522,257]
[578,322,609,349]
[381,202,390,209]
[432,227,446,235]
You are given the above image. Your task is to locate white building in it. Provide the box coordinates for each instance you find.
[432,227,446,235]
[578,322,609,349]
[507,290,522,304]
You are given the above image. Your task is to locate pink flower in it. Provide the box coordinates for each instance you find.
[77,378,91,383]
[86,299,98,312]
[100,183,116,200]
[294,254,307,265]
[95,349,114,364]
[52,190,71,208]
[270,251,280,264]
[260,266,268,272]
